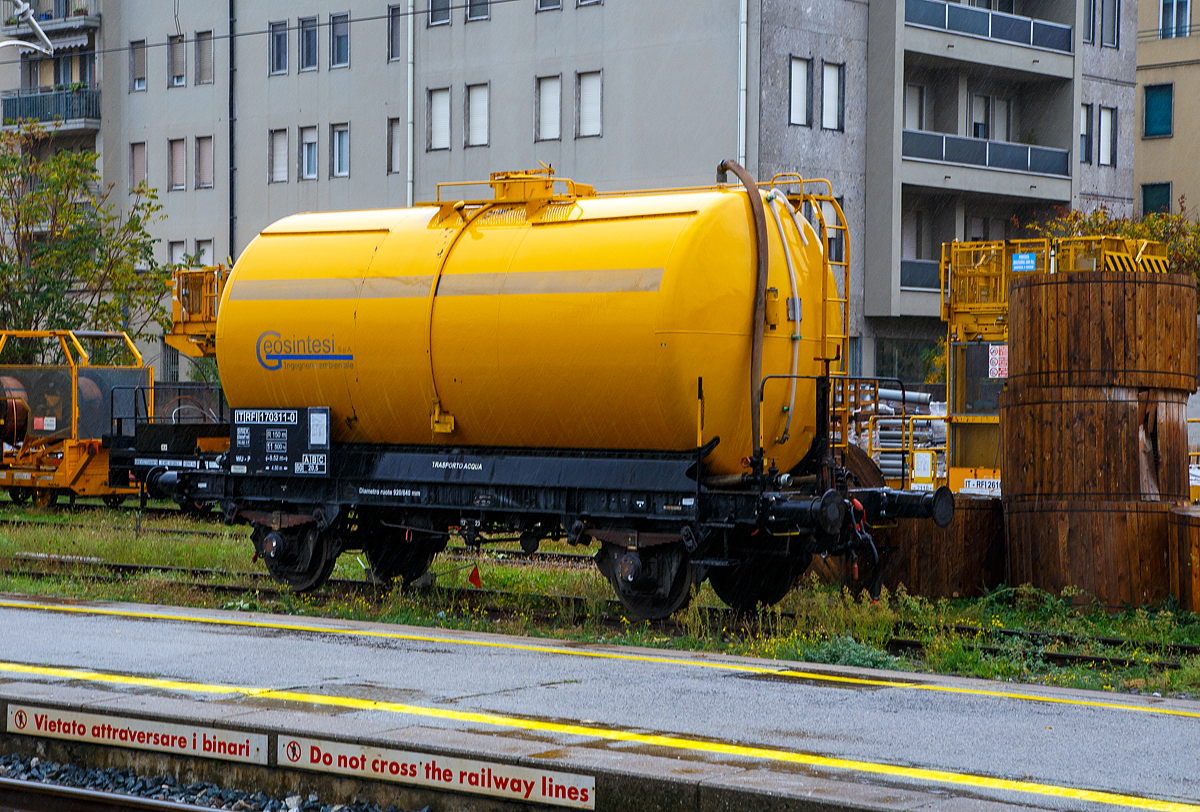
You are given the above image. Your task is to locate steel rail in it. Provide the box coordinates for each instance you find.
[0,777,214,812]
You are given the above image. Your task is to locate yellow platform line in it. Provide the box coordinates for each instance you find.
[2,598,1197,720]
[0,660,1194,812]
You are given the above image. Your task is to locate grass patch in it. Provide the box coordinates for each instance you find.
[4,501,1200,697]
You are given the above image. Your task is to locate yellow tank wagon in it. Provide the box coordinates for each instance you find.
[216,169,840,476]
[154,164,951,618]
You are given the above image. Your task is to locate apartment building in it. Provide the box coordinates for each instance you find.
[1135,0,1195,215]
[0,0,1135,383]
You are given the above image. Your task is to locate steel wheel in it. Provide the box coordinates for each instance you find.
[32,489,58,508]
[364,532,446,587]
[595,541,701,620]
[257,524,337,592]
[102,495,126,509]
[7,488,30,505]
[708,550,813,613]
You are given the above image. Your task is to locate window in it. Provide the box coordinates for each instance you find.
[331,124,350,177]
[821,62,844,131]
[331,14,350,67]
[430,0,450,25]
[822,199,845,263]
[1098,106,1116,165]
[299,18,318,70]
[1144,84,1173,137]
[971,94,990,138]
[53,56,71,86]
[168,35,186,87]
[1080,104,1093,163]
[577,71,602,137]
[578,0,602,5]
[168,139,186,190]
[300,127,318,179]
[269,129,288,182]
[1101,0,1118,46]
[79,51,94,86]
[1084,0,1095,41]
[168,241,186,266]
[1161,0,1190,37]
[195,136,214,189]
[429,88,451,149]
[1143,183,1172,214]
[196,240,213,266]
[538,0,562,9]
[467,0,489,20]
[195,31,214,84]
[269,21,288,74]
[388,118,403,173]
[130,41,146,91]
[389,6,404,60]
[790,57,811,127]
[466,84,489,146]
[536,75,561,141]
[130,142,147,186]
[904,83,924,130]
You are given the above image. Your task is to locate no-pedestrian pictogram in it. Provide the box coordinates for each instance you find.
[13,710,27,730]
[285,740,302,763]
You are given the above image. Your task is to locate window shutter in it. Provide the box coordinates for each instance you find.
[578,72,601,136]
[430,89,450,149]
[822,63,841,130]
[1098,107,1113,165]
[170,140,186,188]
[790,59,809,126]
[467,85,488,146]
[130,143,146,185]
[171,37,186,81]
[197,137,214,187]
[131,41,146,82]
[388,119,402,173]
[197,32,214,83]
[271,130,288,181]
[389,8,402,60]
[538,76,560,140]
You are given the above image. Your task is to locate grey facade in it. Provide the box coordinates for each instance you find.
[0,0,1136,383]
[862,0,1137,377]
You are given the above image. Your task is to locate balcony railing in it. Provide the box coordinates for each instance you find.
[906,0,1073,53]
[902,129,1069,177]
[1,0,99,34]
[901,259,941,289]
[2,88,100,125]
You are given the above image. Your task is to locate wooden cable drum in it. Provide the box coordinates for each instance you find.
[1170,507,1200,612]
[880,495,1006,599]
[1000,386,1189,503]
[1005,500,1173,607]
[1007,272,1197,391]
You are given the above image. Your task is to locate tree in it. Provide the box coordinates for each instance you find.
[0,121,171,363]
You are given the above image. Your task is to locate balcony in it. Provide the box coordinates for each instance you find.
[1,0,100,36]
[906,0,1072,52]
[902,129,1069,176]
[2,87,100,131]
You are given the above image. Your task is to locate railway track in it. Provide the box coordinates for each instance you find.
[0,777,213,812]
[0,553,1189,675]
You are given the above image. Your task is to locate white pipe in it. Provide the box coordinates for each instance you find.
[406,0,415,207]
[767,194,800,443]
[737,0,747,166]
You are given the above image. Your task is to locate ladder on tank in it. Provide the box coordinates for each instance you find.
[775,175,852,452]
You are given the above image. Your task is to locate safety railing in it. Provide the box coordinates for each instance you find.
[903,130,1070,177]
[1,88,100,125]
[866,413,948,485]
[905,0,1073,52]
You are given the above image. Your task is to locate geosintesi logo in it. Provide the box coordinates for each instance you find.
[256,331,354,372]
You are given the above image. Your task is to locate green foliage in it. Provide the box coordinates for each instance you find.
[0,121,171,362]
[1023,200,1200,296]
